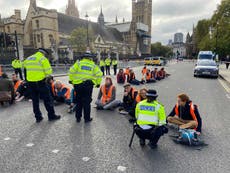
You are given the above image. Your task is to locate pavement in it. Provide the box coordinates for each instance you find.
[219,64,230,84]
[1,61,230,173]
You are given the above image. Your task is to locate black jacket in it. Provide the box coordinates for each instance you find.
[168,101,202,132]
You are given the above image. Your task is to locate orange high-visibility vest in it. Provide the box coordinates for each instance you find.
[125,68,130,75]
[175,102,198,128]
[142,68,147,75]
[101,85,115,104]
[53,84,71,99]
[14,80,22,92]
[146,72,151,80]
[135,94,142,103]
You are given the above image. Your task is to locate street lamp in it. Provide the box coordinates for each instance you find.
[85,12,89,47]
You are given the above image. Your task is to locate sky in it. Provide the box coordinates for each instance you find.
[0,0,222,44]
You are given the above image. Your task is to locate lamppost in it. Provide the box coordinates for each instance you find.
[85,12,89,47]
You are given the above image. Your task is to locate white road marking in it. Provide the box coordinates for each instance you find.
[82,157,90,162]
[218,79,230,93]
[52,149,59,154]
[117,166,127,172]
[26,143,34,147]
[4,137,11,141]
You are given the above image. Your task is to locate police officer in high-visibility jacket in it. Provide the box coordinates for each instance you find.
[99,57,105,76]
[105,57,111,75]
[69,51,103,123]
[135,89,168,149]
[24,48,61,123]
[112,54,118,75]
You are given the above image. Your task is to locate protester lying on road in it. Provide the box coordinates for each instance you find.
[134,89,168,149]
[95,77,121,110]
[167,93,202,134]
[119,83,138,115]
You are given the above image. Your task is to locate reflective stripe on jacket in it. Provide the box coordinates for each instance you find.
[136,100,166,126]
[24,52,52,82]
[69,58,103,85]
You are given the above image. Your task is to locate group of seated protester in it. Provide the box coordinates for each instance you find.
[116,66,170,85]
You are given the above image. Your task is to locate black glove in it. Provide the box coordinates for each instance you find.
[69,81,72,84]
[96,85,100,88]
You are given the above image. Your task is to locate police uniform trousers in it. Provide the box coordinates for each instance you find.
[100,66,105,76]
[28,80,56,119]
[106,66,110,75]
[135,125,165,145]
[74,80,94,121]
[113,65,117,75]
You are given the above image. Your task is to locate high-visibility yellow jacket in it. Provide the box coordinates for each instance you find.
[99,60,105,67]
[105,58,111,66]
[112,59,118,66]
[69,58,103,86]
[135,100,166,126]
[23,52,52,82]
[12,59,23,69]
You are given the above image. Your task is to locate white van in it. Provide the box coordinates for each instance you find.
[198,51,214,60]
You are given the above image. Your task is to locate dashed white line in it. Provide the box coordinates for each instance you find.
[4,137,11,141]
[52,149,59,154]
[26,143,34,147]
[82,157,90,162]
[117,165,127,172]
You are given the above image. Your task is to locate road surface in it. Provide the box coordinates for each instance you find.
[0,61,230,173]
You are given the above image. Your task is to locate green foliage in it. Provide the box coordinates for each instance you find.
[195,0,230,57]
[151,42,173,58]
[69,27,93,52]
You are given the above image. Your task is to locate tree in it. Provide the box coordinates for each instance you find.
[195,0,230,57]
[69,27,93,52]
[151,42,173,58]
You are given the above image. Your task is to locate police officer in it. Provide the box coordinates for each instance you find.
[99,56,105,76]
[12,57,23,80]
[23,48,61,123]
[69,51,103,123]
[135,89,168,149]
[105,56,111,75]
[111,53,118,75]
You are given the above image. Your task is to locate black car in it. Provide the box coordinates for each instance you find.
[194,60,219,78]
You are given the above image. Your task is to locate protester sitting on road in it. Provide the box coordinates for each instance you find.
[124,67,130,82]
[167,93,202,134]
[68,88,77,113]
[0,73,14,105]
[158,68,170,79]
[11,73,22,93]
[128,69,141,85]
[151,68,161,81]
[53,80,71,105]
[142,66,147,76]
[135,89,168,149]
[119,83,138,114]
[46,75,55,98]
[129,88,148,122]
[146,69,156,83]
[15,81,32,102]
[117,69,126,84]
[96,77,121,110]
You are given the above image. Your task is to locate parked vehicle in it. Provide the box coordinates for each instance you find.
[194,60,219,78]
[144,57,152,65]
[198,51,214,60]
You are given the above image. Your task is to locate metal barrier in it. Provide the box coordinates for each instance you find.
[1,61,145,75]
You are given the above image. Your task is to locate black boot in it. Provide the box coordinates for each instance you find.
[139,139,146,147]
[48,115,61,121]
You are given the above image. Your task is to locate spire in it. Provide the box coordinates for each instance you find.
[98,5,105,26]
[30,0,37,8]
[100,5,103,14]
[115,15,118,23]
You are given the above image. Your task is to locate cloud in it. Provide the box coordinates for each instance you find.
[0,0,221,44]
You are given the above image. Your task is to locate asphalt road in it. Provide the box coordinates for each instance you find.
[0,61,230,173]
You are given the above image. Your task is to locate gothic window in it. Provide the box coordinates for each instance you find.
[41,33,44,47]
[7,26,10,33]
[98,37,101,43]
[36,20,39,29]
[37,34,40,43]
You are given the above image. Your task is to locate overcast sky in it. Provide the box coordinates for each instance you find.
[0,0,221,44]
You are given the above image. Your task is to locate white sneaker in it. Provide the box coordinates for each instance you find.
[16,96,25,102]
[119,110,129,115]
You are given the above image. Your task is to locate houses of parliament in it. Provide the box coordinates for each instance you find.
[0,0,152,55]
